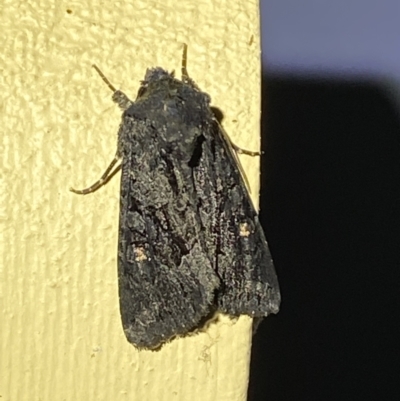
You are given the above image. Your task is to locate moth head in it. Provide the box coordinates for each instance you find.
[143,67,174,83]
[135,68,175,99]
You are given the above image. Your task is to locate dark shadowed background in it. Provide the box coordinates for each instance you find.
[248,2,400,400]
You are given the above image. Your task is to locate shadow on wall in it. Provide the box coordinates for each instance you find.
[248,74,400,401]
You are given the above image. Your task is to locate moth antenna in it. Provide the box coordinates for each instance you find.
[181,43,189,80]
[92,64,117,93]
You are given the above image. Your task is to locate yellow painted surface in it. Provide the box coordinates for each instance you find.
[1,0,261,400]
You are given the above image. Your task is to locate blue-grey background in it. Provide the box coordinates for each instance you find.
[249,3,400,400]
[261,1,400,78]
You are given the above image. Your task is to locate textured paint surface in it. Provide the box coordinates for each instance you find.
[1,0,261,400]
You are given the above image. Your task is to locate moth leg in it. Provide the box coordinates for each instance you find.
[230,141,261,157]
[92,64,133,110]
[70,154,121,194]
[216,124,261,192]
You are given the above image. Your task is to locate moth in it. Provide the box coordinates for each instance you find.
[71,45,280,349]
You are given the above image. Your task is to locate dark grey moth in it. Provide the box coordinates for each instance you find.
[71,45,280,349]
